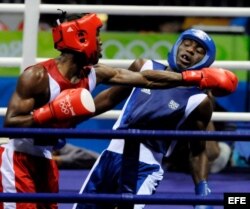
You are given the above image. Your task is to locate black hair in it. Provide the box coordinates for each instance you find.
[57,9,67,23]
[53,9,89,26]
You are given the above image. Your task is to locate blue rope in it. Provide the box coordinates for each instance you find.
[0,128,250,141]
[0,193,223,205]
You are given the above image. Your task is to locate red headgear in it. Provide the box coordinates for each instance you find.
[52,13,102,59]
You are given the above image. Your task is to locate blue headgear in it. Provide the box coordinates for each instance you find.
[167,29,216,72]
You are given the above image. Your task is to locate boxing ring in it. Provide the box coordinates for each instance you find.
[0,1,250,209]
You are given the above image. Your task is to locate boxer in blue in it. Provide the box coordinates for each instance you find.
[74,29,238,209]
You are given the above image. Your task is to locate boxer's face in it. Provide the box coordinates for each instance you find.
[176,39,205,70]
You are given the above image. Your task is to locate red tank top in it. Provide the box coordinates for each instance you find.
[40,59,90,91]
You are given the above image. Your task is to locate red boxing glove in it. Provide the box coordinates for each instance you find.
[182,68,238,96]
[33,88,95,125]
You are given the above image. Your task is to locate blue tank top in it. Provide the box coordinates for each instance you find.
[113,60,207,154]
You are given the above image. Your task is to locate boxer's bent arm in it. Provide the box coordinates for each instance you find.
[4,66,48,127]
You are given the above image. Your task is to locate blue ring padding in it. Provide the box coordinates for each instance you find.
[0,128,250,141]
[0,192,223,205]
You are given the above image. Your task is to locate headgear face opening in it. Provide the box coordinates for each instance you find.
[52,13,103,59]
[167,29,216,72]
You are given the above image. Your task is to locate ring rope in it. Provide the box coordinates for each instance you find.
[94,111,250,122]
[0,128,250,141]
[0,192,223,205]
[0,4,250,17]
[0,58,249,70]
[0,109,248,122]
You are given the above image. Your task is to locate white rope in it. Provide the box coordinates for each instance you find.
[0,58,22,67]
[1,4,250,17]
[100,60,250,70]
[38,5,250,17]
[95,111,250,122]
[0,107,248,122]
[0,3,25,13]
[0,108,6,116]
[0,58,250,70]
[212,112,250,122]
